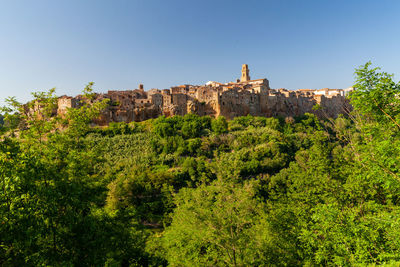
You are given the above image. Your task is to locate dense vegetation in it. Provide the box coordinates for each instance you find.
[1,63,400,266]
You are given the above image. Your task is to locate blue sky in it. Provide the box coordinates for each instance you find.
[0,0,399,105]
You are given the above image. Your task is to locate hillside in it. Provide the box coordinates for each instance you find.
[1,62,400,266]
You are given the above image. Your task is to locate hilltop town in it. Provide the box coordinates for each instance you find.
[57,65,352,125]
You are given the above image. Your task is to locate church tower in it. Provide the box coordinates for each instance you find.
[240,64,250,82]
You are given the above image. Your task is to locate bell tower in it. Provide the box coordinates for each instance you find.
[240,64,250,82]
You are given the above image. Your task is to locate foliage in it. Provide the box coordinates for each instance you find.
[211,116,228,134]
[0,97,23,132]
[162,179,272,266]
[350,61,400,127]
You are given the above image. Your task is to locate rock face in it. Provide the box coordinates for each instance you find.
[57,65,353,125]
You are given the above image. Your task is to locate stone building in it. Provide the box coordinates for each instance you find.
[57,65,353,125]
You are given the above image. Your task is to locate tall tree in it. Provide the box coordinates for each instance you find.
[162,178,276,266]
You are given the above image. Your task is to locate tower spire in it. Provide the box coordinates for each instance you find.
[240,64,250,82]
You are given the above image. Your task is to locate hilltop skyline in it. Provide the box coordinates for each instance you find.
[1,0,400,106]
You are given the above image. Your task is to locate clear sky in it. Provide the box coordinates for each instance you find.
[1,0,399,105]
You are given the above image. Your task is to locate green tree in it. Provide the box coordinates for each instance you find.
[350,61,400,127]
[212,116,228,134]
[0,97,23,133]
[153,120,174,138]
[162,179,273,266]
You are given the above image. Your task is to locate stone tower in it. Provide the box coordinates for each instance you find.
[240,64,250,82]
